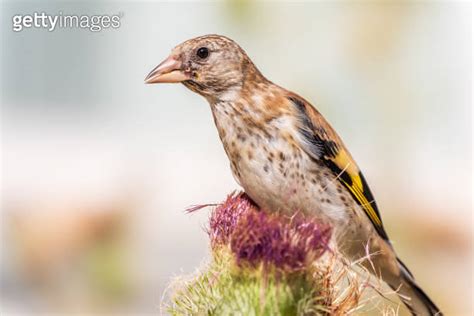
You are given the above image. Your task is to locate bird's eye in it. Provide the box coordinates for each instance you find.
[196,47,209,59]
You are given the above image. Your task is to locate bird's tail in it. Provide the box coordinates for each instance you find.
[390,258,442,316]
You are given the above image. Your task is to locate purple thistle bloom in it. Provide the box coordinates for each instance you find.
[208,192,254,246]
[208,192,332,273]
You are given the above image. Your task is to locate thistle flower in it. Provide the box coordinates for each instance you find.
[167,192,395,315]
[207,192,254,247]
[208,192,331,273]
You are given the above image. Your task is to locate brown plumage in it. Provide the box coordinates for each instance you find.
[145,34,442,316]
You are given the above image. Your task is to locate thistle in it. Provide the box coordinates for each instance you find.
[164,192,397,315]
[210,192,331,274]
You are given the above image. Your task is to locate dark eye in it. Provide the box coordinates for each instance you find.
[196,47,209,59]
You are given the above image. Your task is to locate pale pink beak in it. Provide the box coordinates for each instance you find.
[145,55,189,84]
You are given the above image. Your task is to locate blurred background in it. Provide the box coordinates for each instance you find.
[0,1,471,315]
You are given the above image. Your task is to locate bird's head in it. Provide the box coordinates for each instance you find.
[145,34,265,101]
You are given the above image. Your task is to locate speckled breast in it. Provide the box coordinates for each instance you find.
[212,102,357,229]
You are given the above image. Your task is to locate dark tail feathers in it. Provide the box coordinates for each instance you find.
[395,258,443,316]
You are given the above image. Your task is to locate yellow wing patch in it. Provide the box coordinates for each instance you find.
[331,150,384,232]
[331,149,360,185]
[341,176,382,227]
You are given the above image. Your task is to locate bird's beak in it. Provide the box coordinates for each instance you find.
[144,55,189,84]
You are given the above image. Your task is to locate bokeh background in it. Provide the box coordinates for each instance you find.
[0,1,471,315]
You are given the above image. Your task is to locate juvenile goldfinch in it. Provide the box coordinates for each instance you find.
[145,34,442,316]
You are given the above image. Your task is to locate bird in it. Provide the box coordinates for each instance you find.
[145,34,442,316]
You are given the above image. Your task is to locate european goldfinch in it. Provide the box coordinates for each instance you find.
[145,34,442,316]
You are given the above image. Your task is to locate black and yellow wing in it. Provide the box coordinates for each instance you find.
[288,95,389,241]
